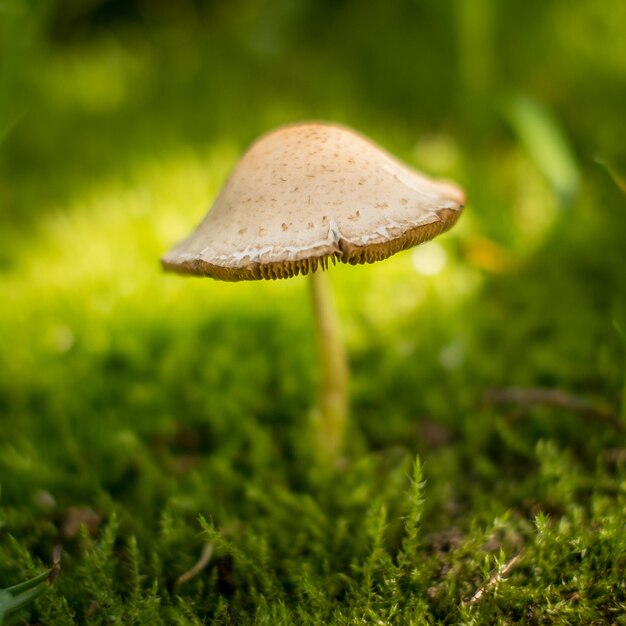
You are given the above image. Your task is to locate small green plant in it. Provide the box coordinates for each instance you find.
[0,566,57,626]
[614,320,626,424]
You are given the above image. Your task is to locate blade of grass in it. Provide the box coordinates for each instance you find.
[614,320,626,424]
[0,570,51,625]
[506,94,580,205]
[595,156,626,195]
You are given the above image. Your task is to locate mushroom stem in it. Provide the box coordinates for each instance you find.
[309,269,349,462]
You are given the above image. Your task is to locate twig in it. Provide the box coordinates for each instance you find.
[49,545,62,583]
[484,387,623,431]
[177,543,214,584]
[464,554,521,606]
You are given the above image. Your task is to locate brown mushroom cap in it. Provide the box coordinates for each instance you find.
[162,122,465,281]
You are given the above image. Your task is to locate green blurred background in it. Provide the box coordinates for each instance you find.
[1,0,626,622]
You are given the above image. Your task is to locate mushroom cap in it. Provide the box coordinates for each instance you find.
[162,122,465,281]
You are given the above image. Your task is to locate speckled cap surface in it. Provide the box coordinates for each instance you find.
[162,122,465,281]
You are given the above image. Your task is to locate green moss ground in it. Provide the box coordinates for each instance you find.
[1,1,626,623]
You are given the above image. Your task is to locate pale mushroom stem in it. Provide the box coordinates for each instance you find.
[309,269,349,462]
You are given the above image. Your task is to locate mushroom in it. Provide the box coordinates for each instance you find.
[162,122,464,462]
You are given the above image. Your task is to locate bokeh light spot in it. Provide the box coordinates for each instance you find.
[411,242,447,276]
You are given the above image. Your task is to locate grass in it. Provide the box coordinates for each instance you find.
[1,0,626,623]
